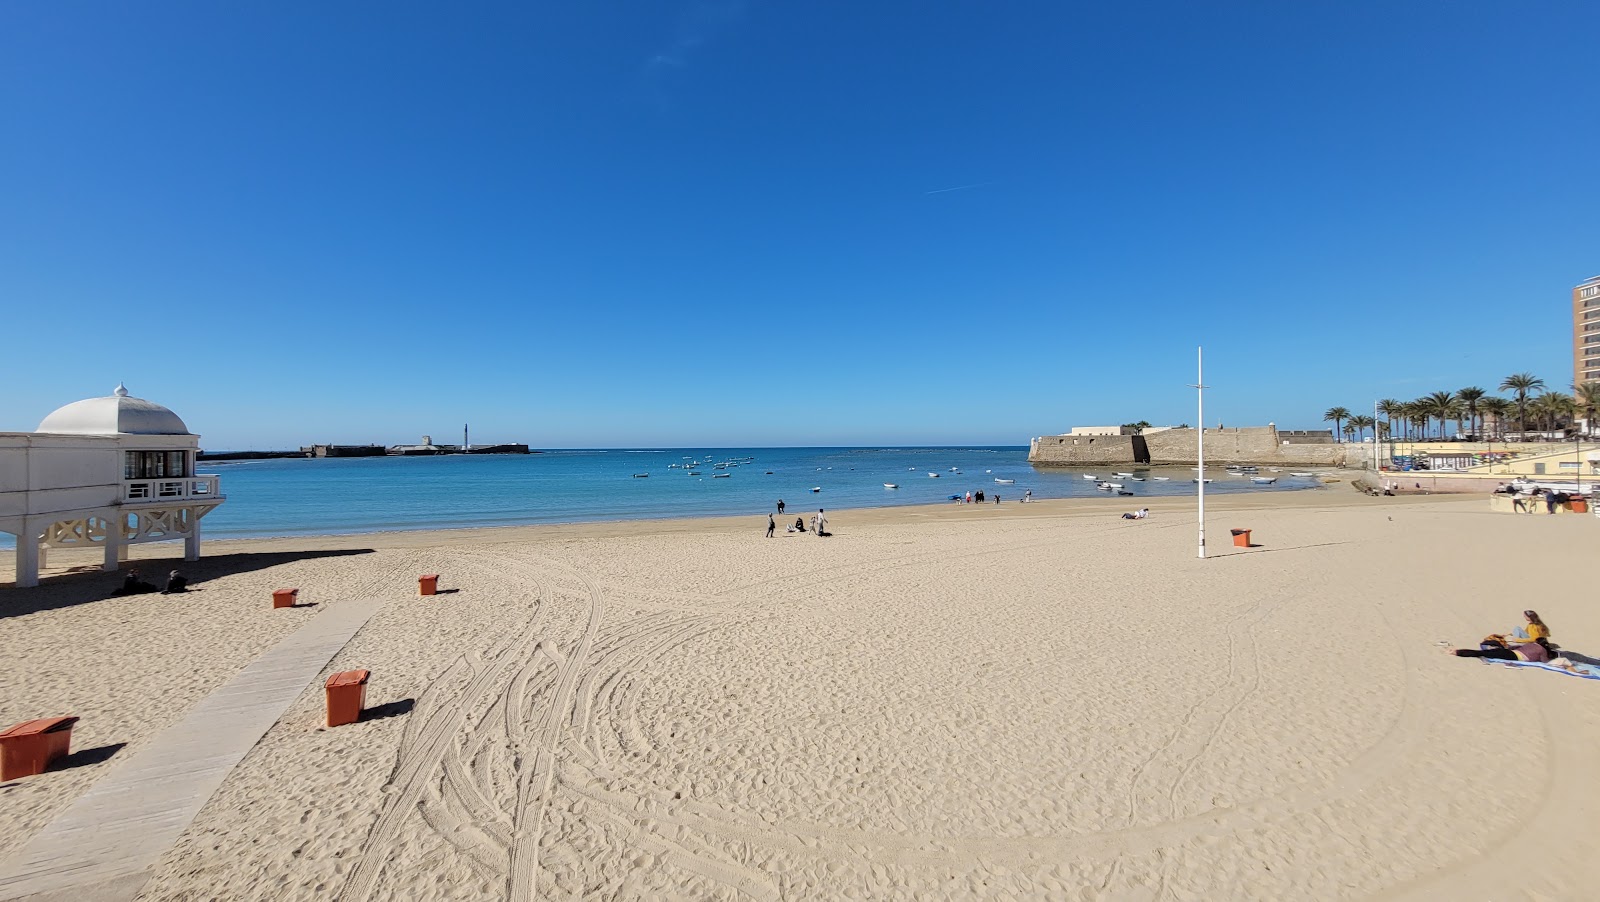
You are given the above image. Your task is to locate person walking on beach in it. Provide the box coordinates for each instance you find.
[777,499,785,515]
[816,509,829,536]
[766,514,775,538]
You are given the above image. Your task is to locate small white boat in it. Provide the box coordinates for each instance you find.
[884,483,899,489]
[1114,472,1134,478]
[1251,476,1277,484]
[928,472,941,478]
[1151,476,1171,481]
[1104,482,1123,490]
[713,473,730,479]
[1129,477,1145,482]
[810,486,821,492]
[950,467,959,471]
[994,478,1015,484]
[1289,472,1315,478]
[632,473,649,478]
[1083,474,1097,480]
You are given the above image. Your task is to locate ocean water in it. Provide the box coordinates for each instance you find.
[183,447,1325,539]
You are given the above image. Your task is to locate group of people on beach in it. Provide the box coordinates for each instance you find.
[1445,609,1581,670]
[767,505,829,537]
[111,568,188,596]
[954,490,1001,504]
[1496,482,1579,514]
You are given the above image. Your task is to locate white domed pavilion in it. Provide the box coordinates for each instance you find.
[0,385,225,588]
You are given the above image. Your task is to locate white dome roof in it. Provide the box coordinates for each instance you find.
[37,384,192,436]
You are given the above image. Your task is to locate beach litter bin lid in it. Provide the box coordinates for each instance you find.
[0,716,79,739]
[325,669,370,689]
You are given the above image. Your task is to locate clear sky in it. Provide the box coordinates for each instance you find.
[2,2,1596,449]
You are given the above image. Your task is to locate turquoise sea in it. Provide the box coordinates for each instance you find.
[187,447,1322,539]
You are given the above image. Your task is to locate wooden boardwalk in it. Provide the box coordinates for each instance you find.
[0,597,386,902]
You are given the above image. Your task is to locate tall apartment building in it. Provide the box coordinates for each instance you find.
[1577,275,1600,387]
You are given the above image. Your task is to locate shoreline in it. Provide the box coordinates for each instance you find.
[3,480,1438,574]
[3,486,1472,578]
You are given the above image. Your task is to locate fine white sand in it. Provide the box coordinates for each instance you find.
[3,489,1598,900]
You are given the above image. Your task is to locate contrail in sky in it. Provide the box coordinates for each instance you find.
[924,181,994,195]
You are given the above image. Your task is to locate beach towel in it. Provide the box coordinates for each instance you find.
[1484,658,1600,681]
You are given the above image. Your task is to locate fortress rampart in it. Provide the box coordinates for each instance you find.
[1029,426,1359,467]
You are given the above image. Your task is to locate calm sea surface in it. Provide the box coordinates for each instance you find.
[183,447,1325,539]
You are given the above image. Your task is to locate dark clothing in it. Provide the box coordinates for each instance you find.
[162,575,188,594]
[1456,647,1518,661]
[114,575,157,596]
[777,501,785,514]
[766,516,775,538]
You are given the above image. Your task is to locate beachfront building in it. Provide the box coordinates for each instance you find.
[0,384,225,588]
[1577,274,1600,389]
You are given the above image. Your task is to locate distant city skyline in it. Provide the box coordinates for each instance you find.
[2,3,1594,449]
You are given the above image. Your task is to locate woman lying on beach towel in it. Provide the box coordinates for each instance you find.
[1452,636,1554,663]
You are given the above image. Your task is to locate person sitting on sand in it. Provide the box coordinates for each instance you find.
[1451,636,1553,663]
[161,570,188,594]
[794,516,806,533]
[1120,508,1150,520]
[113,569,157,596]
[1486,609,1550,646]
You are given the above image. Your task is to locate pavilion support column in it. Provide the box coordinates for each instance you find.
[184,520,200,562]
[103,531,121,571]
[37,544,48,570]
[16,522,40,589]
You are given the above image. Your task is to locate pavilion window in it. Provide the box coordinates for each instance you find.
[123,451,190,480]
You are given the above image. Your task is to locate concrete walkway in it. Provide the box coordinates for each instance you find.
[0,597,386,902]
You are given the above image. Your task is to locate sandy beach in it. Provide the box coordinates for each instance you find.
[2,488,1597,900]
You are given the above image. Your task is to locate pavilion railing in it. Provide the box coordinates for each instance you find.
[122,475,222,503]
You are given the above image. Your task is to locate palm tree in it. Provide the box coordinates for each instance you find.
[1480,397,1513,441]
[1420,391,1457,440]
[1532,392,1575,437]
[1347,414,1375,442]
[1456,387,1486,439]
[1575,382,1600,437]
[1499,372,1545,434]
[1323,406,1351,443]
[1405,402,1428,441]
[1377,399,1402,441]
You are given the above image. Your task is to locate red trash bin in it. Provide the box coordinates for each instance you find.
[0,716,79,780]
[418,574,440,596]
[325,670,370,727]
[273,588,299,609]
[1231,528,1252,548]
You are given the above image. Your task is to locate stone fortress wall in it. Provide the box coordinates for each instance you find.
[1029,425,1364,468]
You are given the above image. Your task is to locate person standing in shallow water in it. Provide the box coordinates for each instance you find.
[766,514,775,538]
[777,499,785,515]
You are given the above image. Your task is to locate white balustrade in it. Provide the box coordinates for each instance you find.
[122,475,223,503]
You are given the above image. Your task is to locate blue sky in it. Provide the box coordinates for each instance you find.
[2,2,1595,449]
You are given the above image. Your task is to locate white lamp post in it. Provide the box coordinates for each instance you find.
[1192,347,1208,559]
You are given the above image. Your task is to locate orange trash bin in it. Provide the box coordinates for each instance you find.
[325,670,370,727]
[1231,528,1252,548]
[418,574,440,596]
[1570,498,1589,514]
[273,588,299,609]
[0,716,79,780]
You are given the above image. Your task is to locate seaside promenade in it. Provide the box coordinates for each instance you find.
[1,491,1596,899]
